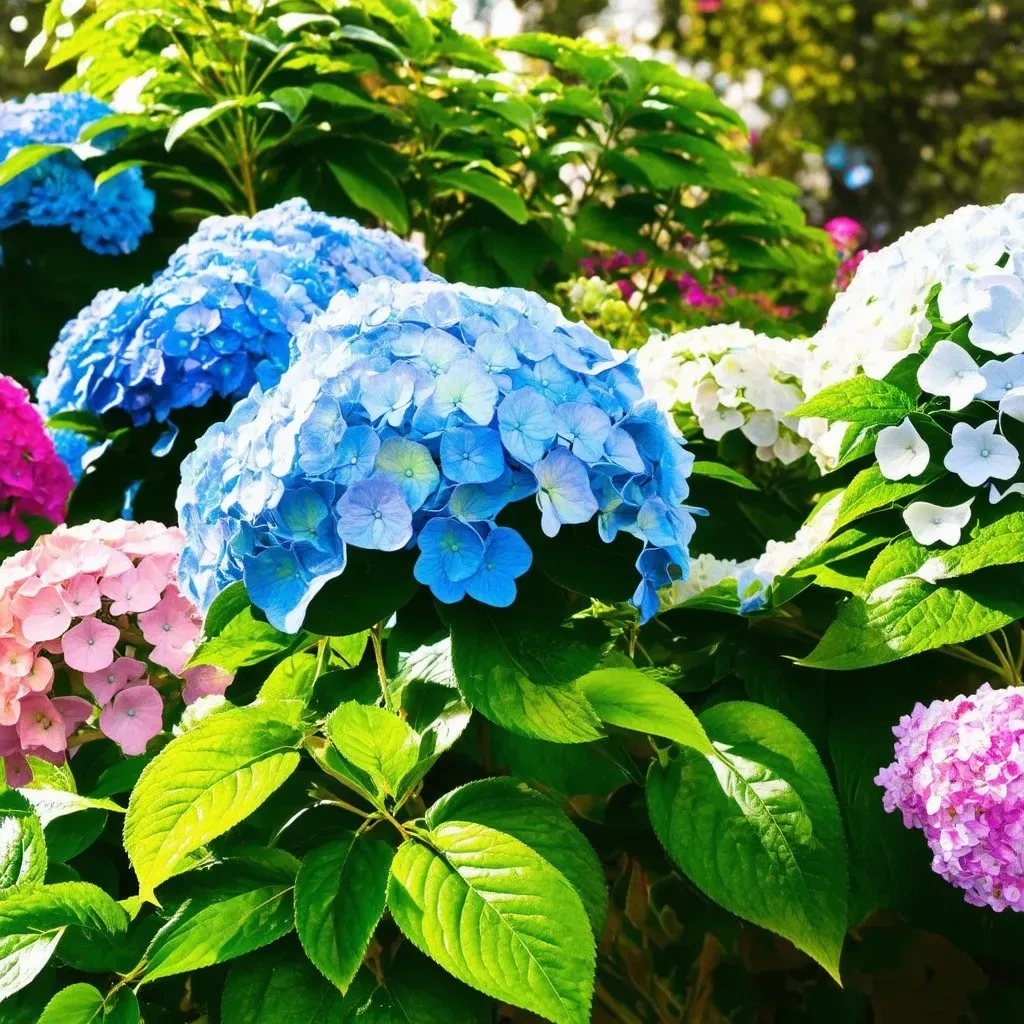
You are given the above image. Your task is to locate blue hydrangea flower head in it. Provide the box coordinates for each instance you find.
[37,199,435,477]
[177,279,698,630]
[0,91,154,254]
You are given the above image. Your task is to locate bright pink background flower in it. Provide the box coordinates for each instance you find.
[0,376,73,543]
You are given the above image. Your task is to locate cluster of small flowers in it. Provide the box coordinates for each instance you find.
[177,279,697,630]
[0,92,154,255]
[664,494,841,612]
[636,324,812,464]
[577,251,796,322]
[0,520,230,785]
[556,277,640,349]
[37,199,433,475]
[876,682,1024,913]
[0,376,73,543]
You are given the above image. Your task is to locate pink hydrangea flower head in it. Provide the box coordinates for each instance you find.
[0,376,74,544]
[0,519,230,782]
[100,684,163,756]
[876,682,1024,912]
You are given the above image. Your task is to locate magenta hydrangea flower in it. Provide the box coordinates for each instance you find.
[876,682,1024,912]
[0,375,73,544]
[0,520,231,782]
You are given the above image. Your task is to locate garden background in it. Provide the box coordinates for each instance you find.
[0,1,1023,1022]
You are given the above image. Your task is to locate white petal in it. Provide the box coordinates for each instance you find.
[1000,386,1024,423]
[903,499,973,547]
[741,410,779,446]
[917,340,985,410]
[989,482,1024,504]
[875,418,929,480]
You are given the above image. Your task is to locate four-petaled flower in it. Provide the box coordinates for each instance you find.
[943,420,1020,487]
[875,417,930,480]
[903,499,974,546]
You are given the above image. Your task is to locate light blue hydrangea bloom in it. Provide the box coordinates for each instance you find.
[37,199,435,477]
[0,92,154,254]
[177,279,699,630]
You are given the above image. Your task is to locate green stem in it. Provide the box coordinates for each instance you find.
[370,623,393,712]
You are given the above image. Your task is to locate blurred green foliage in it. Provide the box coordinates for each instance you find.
[668,0,1024,234]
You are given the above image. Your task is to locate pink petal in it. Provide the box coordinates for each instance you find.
[3,753,32,787]
[61,574,102,617]
[83,656,147,705]
[52,695,93,733]
[16,693,66,753]
[0,639,33,678]
[61,617,121,673]
[23,657,54,693]
[16,585,72,643]
[100,685,163,756]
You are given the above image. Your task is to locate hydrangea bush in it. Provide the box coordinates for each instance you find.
[0,92,154,255]
[0,375,73,544]
[0,519,228,785]
[178,279,697,630]
[3,4,1024,1018]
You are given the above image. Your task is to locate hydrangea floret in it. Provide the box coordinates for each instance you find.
[0,520,230,785]
[37,199,435,474]
[876,682,1024,913]
[177,279,698,630]
[636,324,812,464]
[0,92,154,254]
[0,375,73,543]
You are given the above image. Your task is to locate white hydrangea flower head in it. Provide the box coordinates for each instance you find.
[799,193,1024,471]
[636,324,812,465]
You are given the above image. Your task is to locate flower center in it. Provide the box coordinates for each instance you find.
[350,456,358,465]
[932,517,942,525]
[162,622,171,632]
[405,469,414,478]
[127,708,136,718]
[981,448,990,458]
[373,511,383,520]
[34,713,51,730]
[107,675,115,684]
[86,638,94,646]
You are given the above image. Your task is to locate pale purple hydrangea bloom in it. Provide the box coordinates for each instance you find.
[876,682,1024,912]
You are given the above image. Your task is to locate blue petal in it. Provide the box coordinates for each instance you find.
[414,517,485,593]
[373,436,439,510]
[534,447,598,537]
[497,389,556,465]
[243,545,314,634]
[333,426,381,486]
[336,477,412,551]
[440,425,506,484]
